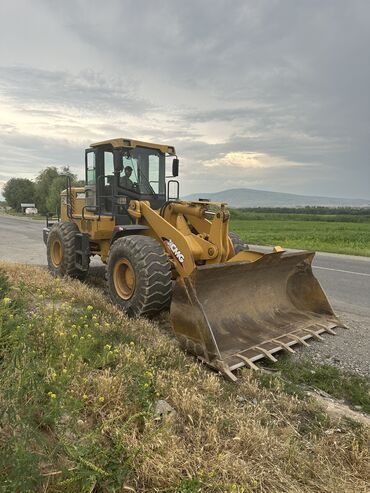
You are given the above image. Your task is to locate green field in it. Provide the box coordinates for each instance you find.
[231,210,370,257]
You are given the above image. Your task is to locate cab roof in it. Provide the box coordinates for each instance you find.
[90,138,176,155]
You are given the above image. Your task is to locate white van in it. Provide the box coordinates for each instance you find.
[25,207,38,214]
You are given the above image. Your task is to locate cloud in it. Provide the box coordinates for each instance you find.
[203,151,306,169]
[0,65,150,115]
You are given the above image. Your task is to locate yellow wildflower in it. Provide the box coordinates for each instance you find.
[2,297,11,305]
[98,396,105,402]
[86,305,93,311]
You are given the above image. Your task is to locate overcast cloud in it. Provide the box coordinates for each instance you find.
[0,0,369,198]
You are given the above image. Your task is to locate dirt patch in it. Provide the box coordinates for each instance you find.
[308,390,370,426]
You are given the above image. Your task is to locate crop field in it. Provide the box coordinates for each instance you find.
[230,209,370,257]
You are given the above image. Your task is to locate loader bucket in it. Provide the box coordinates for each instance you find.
[170,250,342,380]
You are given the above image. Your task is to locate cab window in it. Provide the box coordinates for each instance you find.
[86,152,96,185]
[104,151,114,176]
[104,151,114,186]
[149,154,159,193]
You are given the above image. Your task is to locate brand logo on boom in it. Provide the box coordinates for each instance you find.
[165,239,185,263]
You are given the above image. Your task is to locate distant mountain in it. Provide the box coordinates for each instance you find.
[182,188,370,208]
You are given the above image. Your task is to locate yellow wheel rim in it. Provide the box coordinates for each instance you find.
[51,239,62,267]
[113,259,136,300]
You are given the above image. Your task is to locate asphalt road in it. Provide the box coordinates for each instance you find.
[1,214,369,375]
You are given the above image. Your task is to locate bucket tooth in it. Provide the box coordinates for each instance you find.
[287,334,310,347]
[272,339,295,354]
[214,360,238,381]
[255,346,278,362]
[303,328,325,341]
[235,353,260,371]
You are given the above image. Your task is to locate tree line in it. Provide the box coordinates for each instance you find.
[2,166,83,214]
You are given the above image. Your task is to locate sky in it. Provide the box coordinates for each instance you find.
[0,0,369,199]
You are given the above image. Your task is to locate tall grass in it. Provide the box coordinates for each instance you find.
[0,262,369,492]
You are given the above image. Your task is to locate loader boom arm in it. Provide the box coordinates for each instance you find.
[127,200,234,277]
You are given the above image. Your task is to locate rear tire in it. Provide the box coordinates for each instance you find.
[47,222,89,280]
[107,235,172,317]
[229,231,249,254]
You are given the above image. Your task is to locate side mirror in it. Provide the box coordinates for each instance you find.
[172,158,179,177]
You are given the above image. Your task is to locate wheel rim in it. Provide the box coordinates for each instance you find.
[51,239,62,267]
[113,259,136,300]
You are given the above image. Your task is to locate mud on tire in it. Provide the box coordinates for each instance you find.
[107,235,172,317]
[47,222,89,280]
[229,231,249,254]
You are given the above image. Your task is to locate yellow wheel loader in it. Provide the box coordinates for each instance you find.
[44,138,342,380]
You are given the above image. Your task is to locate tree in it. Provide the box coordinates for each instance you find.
[35,166,78,214]
[34,167,60,214]
[46,176,69,214]
[3,178,35,212]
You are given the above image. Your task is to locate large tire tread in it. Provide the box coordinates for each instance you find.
[47,222,89,281]
[107,235,172,317]
[229,231,249,254]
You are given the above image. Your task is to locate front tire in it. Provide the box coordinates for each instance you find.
[107,235,172,317]
[229,231,249,254]
[47,222,89,280]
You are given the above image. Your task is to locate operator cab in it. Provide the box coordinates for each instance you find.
[84,138,178,224]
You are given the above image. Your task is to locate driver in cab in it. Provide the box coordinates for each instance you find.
[120,165,134,190]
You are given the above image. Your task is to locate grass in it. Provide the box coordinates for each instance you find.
[0,262,369,492]
[259,356,370,414]
[230,211,370,257]
[0,210,45,220]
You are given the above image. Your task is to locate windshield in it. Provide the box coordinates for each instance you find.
[119,147,165,195]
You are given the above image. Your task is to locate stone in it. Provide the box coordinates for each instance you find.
[154,399,176,417]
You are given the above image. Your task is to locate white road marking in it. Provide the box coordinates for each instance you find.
[314,266,370,277]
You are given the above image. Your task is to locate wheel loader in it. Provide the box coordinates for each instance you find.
[44,138,342,380]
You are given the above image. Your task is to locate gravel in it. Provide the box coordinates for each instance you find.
[291,310,370,378]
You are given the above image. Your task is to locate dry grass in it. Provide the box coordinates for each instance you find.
[0,261,369,493]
